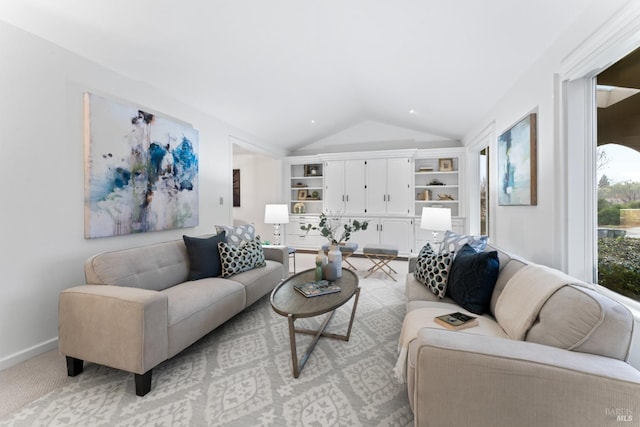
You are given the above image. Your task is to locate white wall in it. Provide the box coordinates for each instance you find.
[232,153,284,241]
[0,21,279,369]
[462,0,640,369]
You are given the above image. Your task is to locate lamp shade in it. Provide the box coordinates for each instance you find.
[420,207,452,231]
[264,204,290,224]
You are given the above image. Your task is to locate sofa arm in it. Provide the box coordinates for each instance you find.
[59,285,168,375]
[410,328,640,427]
[262,245,289,279]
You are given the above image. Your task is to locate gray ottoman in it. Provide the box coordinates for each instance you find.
[363,244,399,281]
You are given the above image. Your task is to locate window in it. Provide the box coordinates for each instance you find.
[595,50,640,302]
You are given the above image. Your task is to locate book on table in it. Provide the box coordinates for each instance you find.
[294,280,341,297]
[434,312,479,330]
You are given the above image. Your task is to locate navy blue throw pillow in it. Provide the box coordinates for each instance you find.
[446,244,500,314]
[183,232,226,280]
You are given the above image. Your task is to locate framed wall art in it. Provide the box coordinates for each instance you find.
[233,169,240,207]
[498,113,537,206]
[84,92,199,238]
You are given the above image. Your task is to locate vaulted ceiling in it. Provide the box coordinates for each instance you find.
[0,0,597,153]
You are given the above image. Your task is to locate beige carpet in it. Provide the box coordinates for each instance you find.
[0,349,72,418]
[0,255,411,425]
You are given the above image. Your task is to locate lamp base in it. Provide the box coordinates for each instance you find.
[272,224,281,245]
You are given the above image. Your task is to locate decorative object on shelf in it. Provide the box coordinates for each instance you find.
[264,204,289,245]
[439,158,454,171]
[438,194,454,200]
[300,211,369,246]
[418,166,434,172]
[297,190,308,200]
[498,112,537,206]
[424,189,431,200]
[311,190,319,198]
[417,192,424,200]
[429,179,444,185]
[304,164,322,176]
[293,202,305,214]
[293,182,307,187]
[420,207,452,246]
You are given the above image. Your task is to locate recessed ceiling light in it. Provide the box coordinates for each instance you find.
[409,109,416,115]
[310,119,316,124]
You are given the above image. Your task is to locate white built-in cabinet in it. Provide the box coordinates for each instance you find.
[284,149,466,255]
[365,158,411,215]
[324,160,366,215]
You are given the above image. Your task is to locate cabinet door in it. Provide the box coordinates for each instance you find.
[354,219,381,249]
[385,158,411,215]
[344,160,366,215]
[380,217,413,253]
[324,161,345,213]
[365,159,387,214]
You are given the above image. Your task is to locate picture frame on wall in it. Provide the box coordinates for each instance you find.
[297,190,308,200]
[498,113,537,206]
[233,169,240,207]
[439,158,454,171]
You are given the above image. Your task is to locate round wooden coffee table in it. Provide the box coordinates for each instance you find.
[270,268,360,378]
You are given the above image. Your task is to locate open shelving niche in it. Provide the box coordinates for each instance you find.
[413,156,460,217]
[289,163,324,215]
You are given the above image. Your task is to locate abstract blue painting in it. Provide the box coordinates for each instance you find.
[84,93,199,238]
[498,113,537,206]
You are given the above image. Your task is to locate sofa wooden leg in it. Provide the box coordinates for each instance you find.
[135,370,152,396]
[66,356,84,377]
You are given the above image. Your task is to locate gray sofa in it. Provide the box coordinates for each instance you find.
[58,236,288,396]
[401,243,640,427]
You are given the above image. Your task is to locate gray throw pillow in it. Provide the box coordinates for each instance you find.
[414,243,454,298]
[439,230,488,255]
[215,224,256,247]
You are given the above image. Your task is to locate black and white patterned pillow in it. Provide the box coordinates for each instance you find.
[439,230,488,255]
[218,238,266,278]
[215,224,256,247]
[414,243,454,298]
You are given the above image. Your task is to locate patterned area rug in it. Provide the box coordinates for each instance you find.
[1,274,412,426]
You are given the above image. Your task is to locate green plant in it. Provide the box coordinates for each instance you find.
[598,237,640,300]
[301,212,368,245]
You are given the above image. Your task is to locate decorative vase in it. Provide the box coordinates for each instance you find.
[323,245,342,281]
[315,249,327,281]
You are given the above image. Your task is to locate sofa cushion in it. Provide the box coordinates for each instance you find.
[215,224,256,247]
[525,284,634,361]
[440,230,488,255]
[218,238,266,278]
[414,243,454,298]
[183,232,226,280]
[446,244,499,314]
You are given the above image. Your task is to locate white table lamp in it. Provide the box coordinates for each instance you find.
[420,207,452,244]
[264,204,290,245]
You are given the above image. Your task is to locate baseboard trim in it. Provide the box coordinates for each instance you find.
[0,337,58,371]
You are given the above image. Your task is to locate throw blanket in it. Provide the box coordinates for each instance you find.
[495,264,573,340]
[393,307,438,384]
